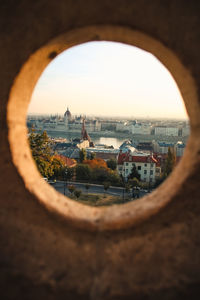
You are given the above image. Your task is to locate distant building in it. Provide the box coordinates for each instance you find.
[175,141,186,157]
[154,126,178,136]
[137,142,154,153]
[86,147,119,161]
[64,107,72,127]
[131,122,151,135]
[153,141,174,154]
[119,140,137,153]
[182,124,190,137]
[117,150,158,183]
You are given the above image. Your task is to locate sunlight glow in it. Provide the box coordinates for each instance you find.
[28,41,187,119]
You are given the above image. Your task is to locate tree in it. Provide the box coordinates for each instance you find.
[92,167,108,183]
[103,181,110,197]
[28,131,55,178]
[128,164,140,181]
[163,147,176,177]
[79,148,86,163]
[83,158,108,170]
[76,164,92,181]
[74,189,82,199]
[62,167,74,181]
[129,177,140,187]
[50,156,66,180]
[90,152,96,160]
[85,183,90,194]
[106,170,122,186]
[68,185,75,195]
[125,183,131,193]
[29,130,51,157]
[106,159,117,170]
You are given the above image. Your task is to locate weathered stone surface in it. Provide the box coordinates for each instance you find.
[0,1,200,299]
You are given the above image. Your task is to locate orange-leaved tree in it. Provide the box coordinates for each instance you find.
[83,158,108,170]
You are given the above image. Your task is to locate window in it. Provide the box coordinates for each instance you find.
[144,164,147,167]
[151,163,154,168]
[150,170,153,175]
[144,170,147,174]
[126,163,128,166]
[126,169,128,173]
[138,166,141,170]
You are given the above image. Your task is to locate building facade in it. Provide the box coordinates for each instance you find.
[117,151,158,183]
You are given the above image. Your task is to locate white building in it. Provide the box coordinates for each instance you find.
[117,151,158,183]
[130,123,151,135]
[154,126,178,136]
[166,127,179,136]
[153,141,174,154]
[116,122,128,132]
[175,141,186,157]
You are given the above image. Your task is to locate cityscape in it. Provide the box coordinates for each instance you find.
[27,107,189,205]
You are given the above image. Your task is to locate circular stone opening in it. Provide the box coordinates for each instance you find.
[7,26,199,231]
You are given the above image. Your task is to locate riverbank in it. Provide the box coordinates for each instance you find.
[31,127,188,146]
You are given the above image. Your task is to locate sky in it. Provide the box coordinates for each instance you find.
[28,41,188,119]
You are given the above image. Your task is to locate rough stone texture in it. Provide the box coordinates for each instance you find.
[1,0,200,299]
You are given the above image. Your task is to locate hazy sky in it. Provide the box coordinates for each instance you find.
[28,41,188,119]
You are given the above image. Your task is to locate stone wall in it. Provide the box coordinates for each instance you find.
[1,1,200,299]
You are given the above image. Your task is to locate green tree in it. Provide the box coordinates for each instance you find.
[62,167,74,181]
[128,164,140,181]
[79,148,86,163]
[163,147,176,177]
[129,177,140,187]
[51,157,66,180]
[103,181,110,197]
[76,164,92,181]
[106,159,117,170]
[92,167,108,183]
[125,183,131,193]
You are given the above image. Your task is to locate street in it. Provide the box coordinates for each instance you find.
[48,180,149,199]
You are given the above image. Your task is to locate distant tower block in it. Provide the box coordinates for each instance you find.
[64,107,72,127]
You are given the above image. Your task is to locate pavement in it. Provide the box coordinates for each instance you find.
[48,180,149,198]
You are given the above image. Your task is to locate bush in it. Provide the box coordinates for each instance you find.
[68,185,75,194]
[74,189,82,199]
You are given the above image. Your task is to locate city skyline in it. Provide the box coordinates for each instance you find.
[28,41,188,120]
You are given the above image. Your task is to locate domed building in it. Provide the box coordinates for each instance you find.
[64,107,72,126]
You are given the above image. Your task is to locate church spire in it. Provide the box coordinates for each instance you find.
[81,118,91,142]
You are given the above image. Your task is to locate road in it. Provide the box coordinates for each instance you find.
[48,180,149,199]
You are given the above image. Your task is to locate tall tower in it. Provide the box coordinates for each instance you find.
[81,118,91,143]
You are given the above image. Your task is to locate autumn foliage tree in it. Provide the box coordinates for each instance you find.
[83,158,108,169]
[28,130,66,179]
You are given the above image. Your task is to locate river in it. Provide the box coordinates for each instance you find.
[45,131,125,148]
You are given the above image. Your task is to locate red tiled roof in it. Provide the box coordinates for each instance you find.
[54,154,77,167]
[117,153,158,164]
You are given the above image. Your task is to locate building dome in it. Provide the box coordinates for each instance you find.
[64,107,72,119]
[64,108,72,123]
